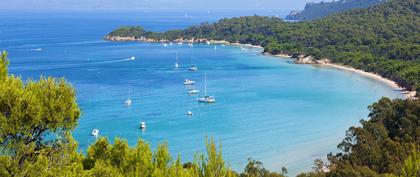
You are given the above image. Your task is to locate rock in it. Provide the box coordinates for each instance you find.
[294,55,316,64]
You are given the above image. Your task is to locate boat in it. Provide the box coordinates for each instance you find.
[163,43,168,47]
[188,57,198,71]
[174,52,180,69]
[125,87,132,106]
[91,129,99,137]
[221,44,226,47]
[184,79,195,85]
[206,41,211,45]
[187,111,193,116]
[125,99,132,106]
[188,66,198,71]
[241,47,248,53]
[170,42,173,46]
[198,96,216,103]
[189,89,200,94]
[188,43,194,47]
[177,42,183,45]
[129,56,136,60]
[198,73,216,103]
[140,122,146,129]
[32,48,43,51]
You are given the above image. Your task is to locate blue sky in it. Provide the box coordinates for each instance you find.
[0,0,327,10]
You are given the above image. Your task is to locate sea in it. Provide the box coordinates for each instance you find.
[0,9,403,175]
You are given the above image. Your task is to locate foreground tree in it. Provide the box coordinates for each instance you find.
[0,51,82,176]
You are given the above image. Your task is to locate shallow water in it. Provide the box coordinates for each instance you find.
[0,10,402,175]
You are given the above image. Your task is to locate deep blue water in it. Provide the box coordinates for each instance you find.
[0,10,402,175]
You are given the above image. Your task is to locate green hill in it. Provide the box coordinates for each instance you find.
[286,0,385,21]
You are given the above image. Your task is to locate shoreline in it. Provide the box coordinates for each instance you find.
[104,36,416,99]
[268,53,417,99]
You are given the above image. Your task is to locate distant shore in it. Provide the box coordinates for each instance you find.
[104,36,416,99]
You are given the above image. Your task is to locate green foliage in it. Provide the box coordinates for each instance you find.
[401,150,420,177]
[286,0,384,21]
[327,98,420,176]
[109,26,149,38]
[239,158,285,177]
[0,51,8,79]
[0,76,80,165]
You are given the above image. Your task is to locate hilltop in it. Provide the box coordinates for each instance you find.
[286,0,384,21]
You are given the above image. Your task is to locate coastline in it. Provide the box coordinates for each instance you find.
[104,36,416,99]
[268,53,417,99]
[321,63,416,99]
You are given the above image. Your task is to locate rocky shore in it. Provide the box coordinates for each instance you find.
[104,35,229,44]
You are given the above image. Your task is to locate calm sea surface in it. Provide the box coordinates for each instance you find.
[0,9,402,175]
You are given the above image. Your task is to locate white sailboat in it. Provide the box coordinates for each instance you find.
[198,73,216,103]
[174,52,180,69]
[188,57,198,71]
[125,87,132,106]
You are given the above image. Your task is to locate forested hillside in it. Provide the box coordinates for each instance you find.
[286,0,384,20]
[108,0,420,95]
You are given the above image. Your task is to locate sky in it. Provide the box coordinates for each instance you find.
[0,0,327,10]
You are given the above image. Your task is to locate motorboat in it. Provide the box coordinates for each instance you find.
[188,66,198,71]
[189,89,200,94]
[187,111,193,116]
[184,79,195,85]
[91,129,99,137]
[140,122,146,129]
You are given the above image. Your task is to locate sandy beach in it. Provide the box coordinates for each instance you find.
[321,63,417,99]
[269,53,417,99]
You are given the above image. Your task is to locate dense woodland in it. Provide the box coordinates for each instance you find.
[109,0,420,95]
[286,0,384,20]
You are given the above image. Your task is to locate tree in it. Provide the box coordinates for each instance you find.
[400,150,420,177]
[0,50,81,175]
[0,51,8,79]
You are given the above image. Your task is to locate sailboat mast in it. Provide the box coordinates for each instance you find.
[204,73,207,96]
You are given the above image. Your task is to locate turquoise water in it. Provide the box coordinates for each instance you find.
[0,10,402,175]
